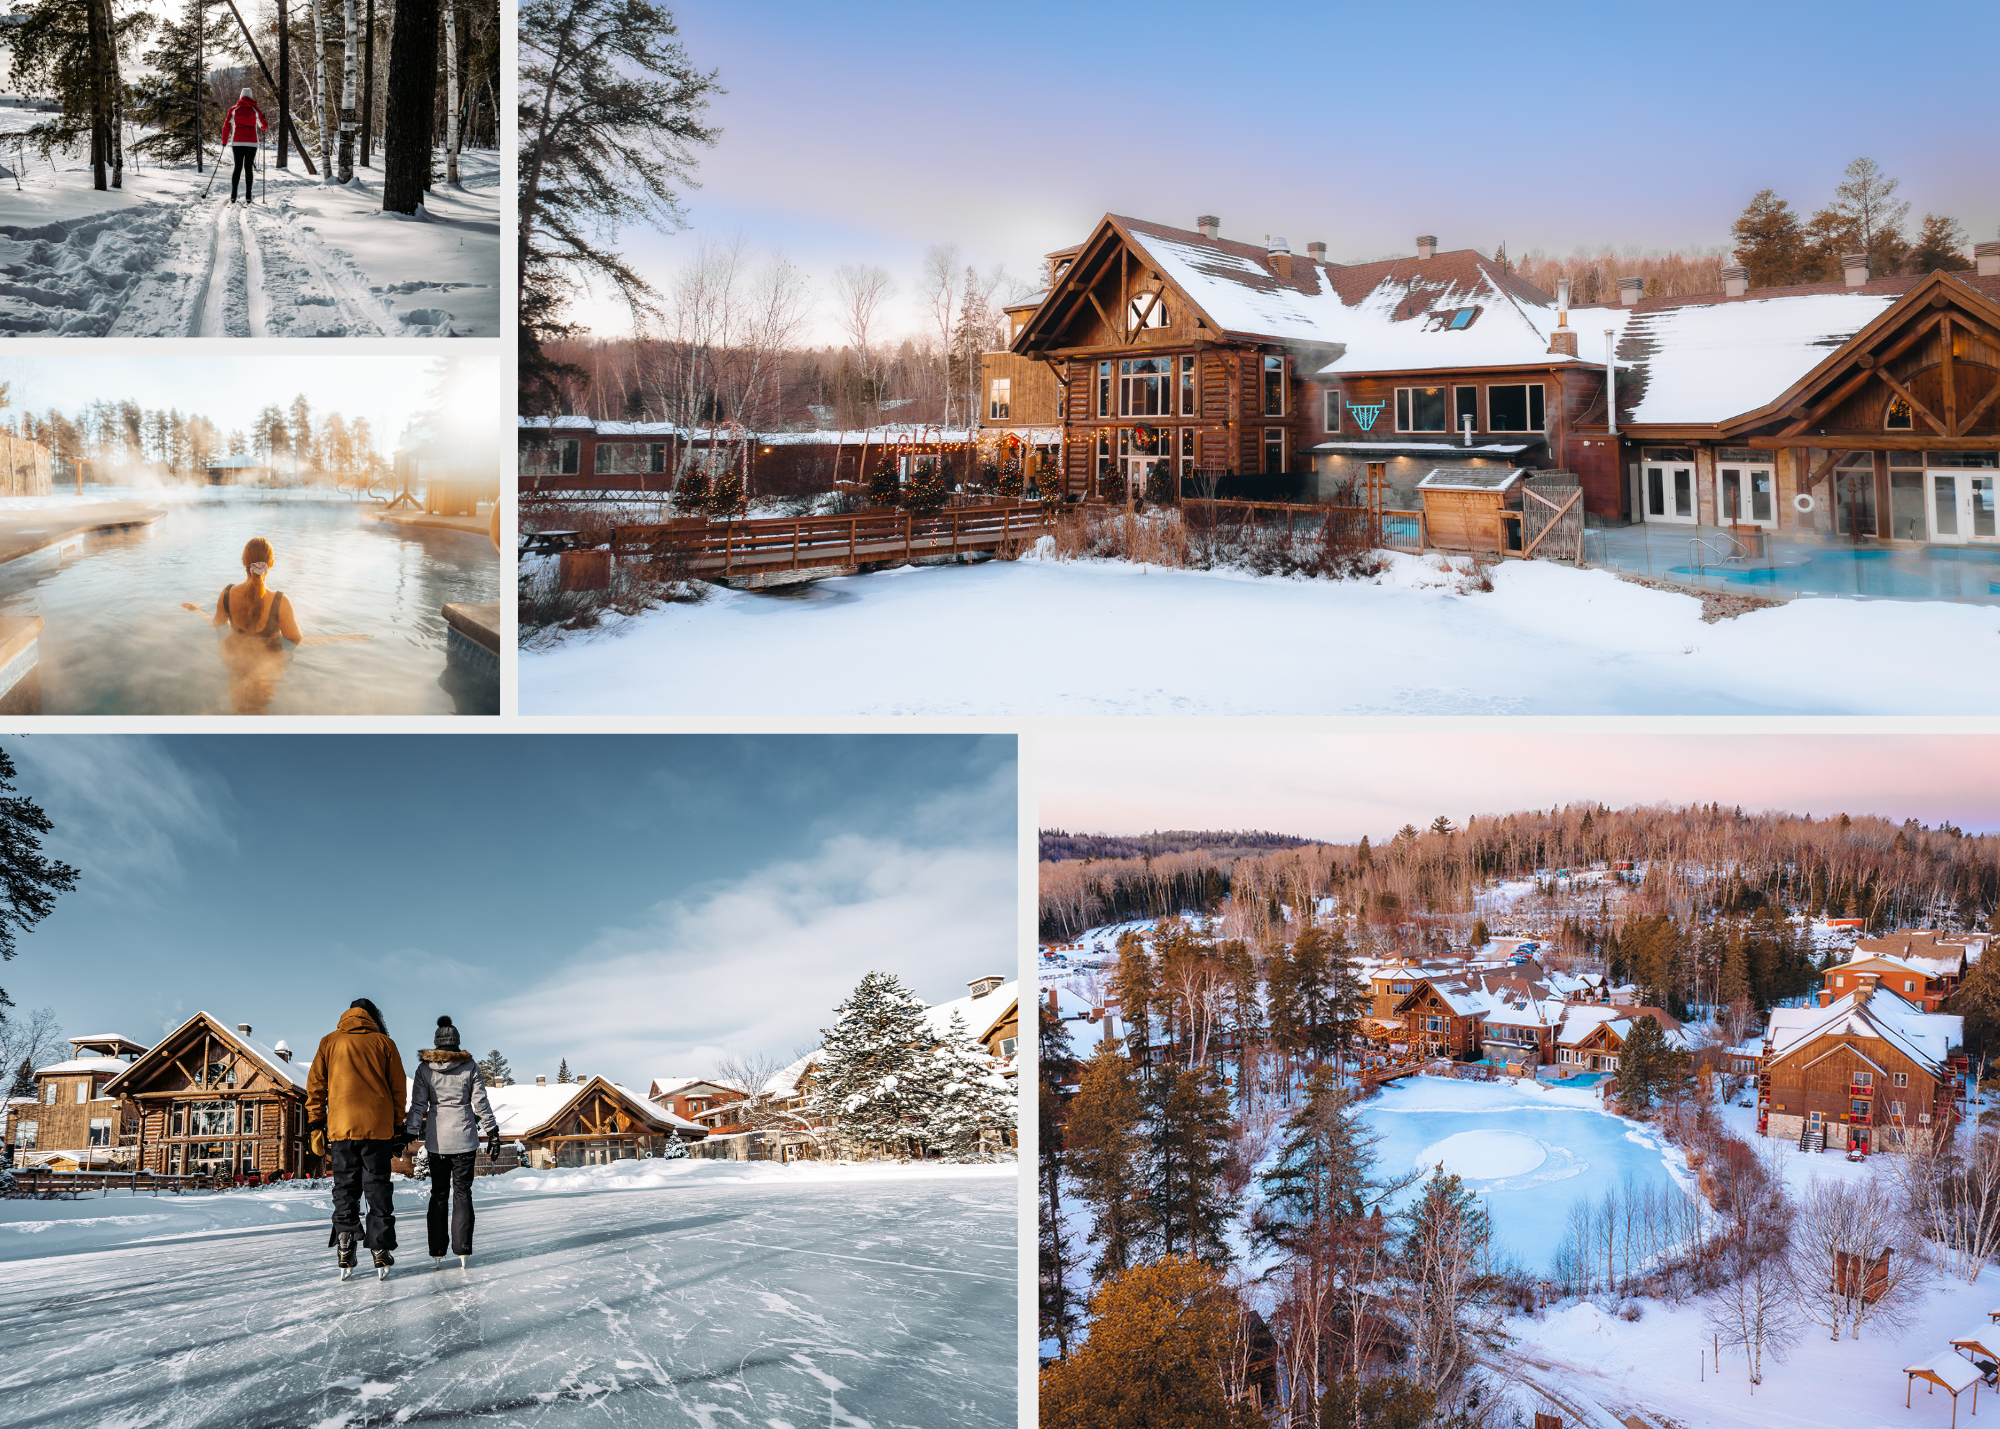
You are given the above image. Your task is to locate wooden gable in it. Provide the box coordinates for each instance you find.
[520,1077,696,1143]
[1725,272,2000,452]
[1012,217,1213,356]
[106,1013,301,1101]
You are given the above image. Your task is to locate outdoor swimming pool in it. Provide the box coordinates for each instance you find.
[1359,1078,1694,1274]
[0,498,498,714]
[1588,527,2000,604]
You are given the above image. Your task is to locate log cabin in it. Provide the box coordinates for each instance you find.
[1555,1007,1686,1075]
[10,1033,149,1169]
[992,216,2000,535]
[102,1014,310,1180]
[500,1076,707,1169]
[1817,930,1986,1011]
[1392,978,1488,1060]
[1760,985,1963,1153]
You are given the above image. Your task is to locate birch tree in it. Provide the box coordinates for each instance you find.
[336,0,356,181]
[442,0,458,185]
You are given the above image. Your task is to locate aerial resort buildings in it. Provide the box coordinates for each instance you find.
[983,214,2000,547]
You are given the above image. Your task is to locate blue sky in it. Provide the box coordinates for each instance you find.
[569,0,2000,341]
[0,735,1017,1084]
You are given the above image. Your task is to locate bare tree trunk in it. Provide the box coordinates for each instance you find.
[442,0,458,185]
[360,0,374,165]
[107,0,124,189]
[337,0,357,181]
[379,0,439,213]
[315,0,332,182]
[85,0,111,190]
[277,0,290,166]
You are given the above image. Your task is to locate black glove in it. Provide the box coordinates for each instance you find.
[486,1134,500,1161]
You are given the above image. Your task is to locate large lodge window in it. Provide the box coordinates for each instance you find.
[1395,386,1448,432]
[520,438,580,478]
[1180,356,1196,416]
[1487,384,1546,432]
[988,378,1010,421]
[1263,356,1286,416]
[594,441,668,476]
[189,1102,237,1136]
[1119,358,1172,416]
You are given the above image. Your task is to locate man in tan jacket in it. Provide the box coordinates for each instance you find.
[306,998,407,1279]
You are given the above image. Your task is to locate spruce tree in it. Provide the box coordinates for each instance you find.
[1250,1068,1380,1262]
[1731,190,1809,288]
[0,745,81,1013]
[476,1049,513,1087]
[556,1058,570,1083]
[7,1056,31,1100]
[813,970,941,1159]
[1145,1062,1236,1265]
[1038,998,1081,1357]
[1613,1014,1688,1117]
[1317,926,1371,1072]
[928,1011,1015,1159]
[1066,1042,1145,1282]
[129,0,233,169]
[1909,214,1972,273]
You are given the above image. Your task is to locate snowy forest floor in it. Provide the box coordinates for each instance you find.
[0,1161,1016,1428]
[0,116,499,337]
[519,548,2000,715]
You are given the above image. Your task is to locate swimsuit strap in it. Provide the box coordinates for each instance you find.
[263,592,283,636]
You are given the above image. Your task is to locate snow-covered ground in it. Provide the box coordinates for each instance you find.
[520,550,2000,715]
[0,1162,1016,1427]
[0,114,498,337]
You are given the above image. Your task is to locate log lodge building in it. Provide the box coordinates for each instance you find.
[985,214,2000,543]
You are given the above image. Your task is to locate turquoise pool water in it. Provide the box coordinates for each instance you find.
[1663,545,2000,600]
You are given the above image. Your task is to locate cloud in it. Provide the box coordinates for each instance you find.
[7,737,235,898]
[474,830,1016,1082]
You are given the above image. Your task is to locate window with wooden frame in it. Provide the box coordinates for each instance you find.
[1262,356,1286,416]
[76,1081,88,1104]
[1894,1072,1909,1087]
[1095,434,1111,480]
[594,442,668,476]
[1128,292,1169,330]
[1096,362,1111,418]
[1454,386,1479,434]
[1395,386,1449,432]
[12,1120,33,1148]
[170,1103,186,1136]
[518,438,581,478]
[1262,427,1285,474]
[1179,356,1197,416]
[1178,427,1196,475]
[1886,395,1914,430]
[44,1083,55,1104]
[1324,390,1343,432]
[242,1103,256,1135]
[1119,358,1172,416]
[88,1118,112,1146]
[988,378,1010,421]
[1487,384,1546,432]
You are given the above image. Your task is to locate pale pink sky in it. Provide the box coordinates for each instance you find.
[1038,726,2000,841]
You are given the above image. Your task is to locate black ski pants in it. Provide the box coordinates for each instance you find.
[426,1151,478,1256]
[328,1138,398,1251]
[229,145,255,201]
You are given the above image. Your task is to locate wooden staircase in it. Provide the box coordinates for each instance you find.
[1799,1121,1825,1153]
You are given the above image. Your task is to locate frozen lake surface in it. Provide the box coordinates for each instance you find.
[0,1172,1015,1427]
[1359,1076,1694,1274]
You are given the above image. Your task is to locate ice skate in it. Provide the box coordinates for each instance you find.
[372,1248,395,1281]
[336,1231,357,1280]
[458,1254,469,1269]
[432,1256,444,1270]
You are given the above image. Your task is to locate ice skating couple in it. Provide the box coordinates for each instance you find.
[220,90,265,205]
[305,998,501,1281]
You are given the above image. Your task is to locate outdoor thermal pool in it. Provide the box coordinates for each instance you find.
[1358,1077,1695,1275]
[0,496,498,714]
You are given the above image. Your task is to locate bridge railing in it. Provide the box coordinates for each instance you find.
[612,503,1051,574]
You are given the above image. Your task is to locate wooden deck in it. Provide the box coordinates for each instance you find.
[610,503,1054,578]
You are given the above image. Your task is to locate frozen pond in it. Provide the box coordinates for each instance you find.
[1359,1076,1693,1274]
[0,1172,1016,1427]
[0,497,497,713]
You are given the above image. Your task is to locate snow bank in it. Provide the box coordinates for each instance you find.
[521,551,2000,715]
[0,1159,1016,1263]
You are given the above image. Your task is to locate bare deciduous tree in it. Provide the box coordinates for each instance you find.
[1784,1176,1926,1339]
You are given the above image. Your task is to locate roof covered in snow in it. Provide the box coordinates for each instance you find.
[1766,988,1960,1075]
[923,979,1019,1046]
[32,1057,130,1077]
[1418,467,1525,491]
[103,1012,309,1095]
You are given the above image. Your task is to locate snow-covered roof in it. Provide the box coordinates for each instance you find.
[648,1076,748,1099]
[103,1012,308,1095]
[1766,989,1959,1076]
[923,979,1019,1045]
[1417,467,1525,492]
[32,1057,129,1077]
[1909,1351,1982,1394]
[1555,1005,1625,1045]
[1046,986,1096,1021]
[485,1083,578,1139]
[763,1051,818,1100]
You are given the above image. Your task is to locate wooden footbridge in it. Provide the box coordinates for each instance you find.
[609,502,1055,581]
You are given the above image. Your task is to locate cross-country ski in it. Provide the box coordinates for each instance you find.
[0,0,498,337]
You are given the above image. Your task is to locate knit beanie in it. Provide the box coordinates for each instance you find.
[434,1015,460,1051]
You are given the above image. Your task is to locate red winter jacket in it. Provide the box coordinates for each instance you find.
[222,98,266,147]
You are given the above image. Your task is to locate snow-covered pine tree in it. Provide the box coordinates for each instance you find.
[1144,1061,1235,1265]
[130,0,234,170]
[1249,1067,1385,1262]
[1038,996,1081,1357]
[813,970,941,1159]
[657,1131,687,1160]
[927,1011,1015,1160]
[475,1049,512,1087]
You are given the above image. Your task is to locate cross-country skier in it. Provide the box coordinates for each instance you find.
[220,88,265,204]
[306,998,406,1280]
[404,1015,500,1269]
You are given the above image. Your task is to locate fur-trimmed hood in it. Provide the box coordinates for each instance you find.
[418,1048,474,1064]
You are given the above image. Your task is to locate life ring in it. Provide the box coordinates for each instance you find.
[1793,493,1817,514]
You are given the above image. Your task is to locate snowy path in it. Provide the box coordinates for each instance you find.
[0,1173,1015,1428]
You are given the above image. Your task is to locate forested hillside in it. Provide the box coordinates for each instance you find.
[1039,828,1319,863]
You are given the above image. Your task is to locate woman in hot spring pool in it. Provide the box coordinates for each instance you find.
[181,536,366,714]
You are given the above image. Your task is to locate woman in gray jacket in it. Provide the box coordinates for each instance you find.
[404,1015,500,1268]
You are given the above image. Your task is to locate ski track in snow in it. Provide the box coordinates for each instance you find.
[194,200,235,337]
[238,207,269,338]
[0,1176,1016,1428]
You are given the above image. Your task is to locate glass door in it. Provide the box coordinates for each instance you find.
[1929,472,2000,544]
[1644,463,1696,524]
[1716,465,1775,528]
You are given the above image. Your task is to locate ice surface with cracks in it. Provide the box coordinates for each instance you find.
[0,1165,1015,1428]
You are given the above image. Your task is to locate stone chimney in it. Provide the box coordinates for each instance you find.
[1547,277,1577,356]
[536,1074,547,1086]
[273,1040,292,1063]
[1976,241,2000,277]
[236,1023,252,1037]
[1842,252,1870,287]
[1415,235,1437,260]
[1618,276,1645,306]
[1722,265,1749,298]
[1196,214,1220,240]
[1266,236,1292,279]
[1307,241,1327,264]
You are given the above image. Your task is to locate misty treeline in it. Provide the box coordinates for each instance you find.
[1041,828,1318,864]
[1041,801,1999,947]
[5,0,497,201]
[7,393,387,483]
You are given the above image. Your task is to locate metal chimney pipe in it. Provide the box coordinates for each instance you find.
[1462,413,1474,448]
[1605,331,1618,437]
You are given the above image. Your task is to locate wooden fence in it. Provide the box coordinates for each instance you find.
[1188,498,1428,554]
[0,430,54,498]
[6,1167,208,1197]
[611,502,1053,577]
